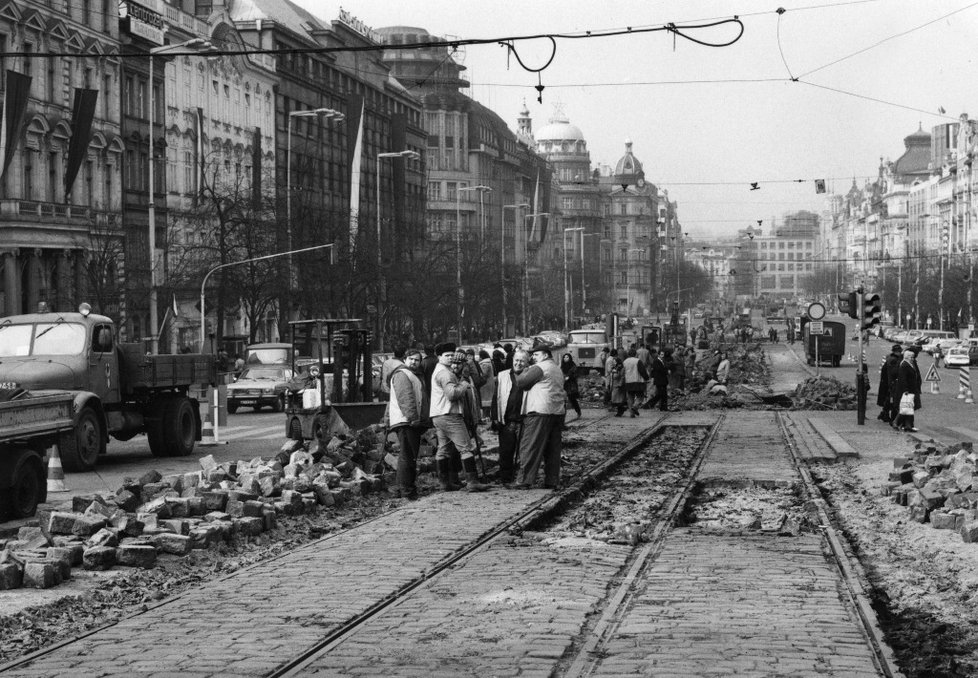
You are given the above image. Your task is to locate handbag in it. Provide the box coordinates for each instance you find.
[899,392,915,416]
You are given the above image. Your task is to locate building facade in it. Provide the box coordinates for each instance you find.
[0,1,122,318]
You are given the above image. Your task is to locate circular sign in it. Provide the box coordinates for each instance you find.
[807,302,826,320]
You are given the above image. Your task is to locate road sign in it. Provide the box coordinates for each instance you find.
[925,363,941,382]
[807,302,826,320]
[809,321,824,334]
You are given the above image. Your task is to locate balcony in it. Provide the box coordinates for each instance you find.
[0,199,92,224]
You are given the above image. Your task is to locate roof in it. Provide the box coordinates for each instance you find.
[614,139,643,177]
[892,124,932,179]
[231,0,336,39]
[535,110,585,142]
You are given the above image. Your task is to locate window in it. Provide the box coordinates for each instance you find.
[136,79,146,118]
[103,75,111,119]
[105,162,112,208]
[47,58,57,102]
[124,77,134,115]
[23,43,33,78]
[778,242,785,249]
[620,224,627,238]
[427,182,440,201]
[85,160,94,206]
[620,203,627,216]
[82,0,90,25]
[24,150,35,200]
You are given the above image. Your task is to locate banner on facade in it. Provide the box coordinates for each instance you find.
[251,126,262,211]
[528,170,541,242]
[196,107,205,192]
[63,87,99,199]
[0,70,33,180]
[346,94,365,252]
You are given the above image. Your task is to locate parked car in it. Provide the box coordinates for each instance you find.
[945,345,973,367]
[881,325,904,341]
[227,365,294,413]
[914,330,957,352]
[920,335,962,354]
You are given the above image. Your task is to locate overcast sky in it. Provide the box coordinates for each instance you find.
[294,0,978,239]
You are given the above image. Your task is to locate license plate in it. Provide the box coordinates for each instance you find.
[0,382,17,389]
[238,399,255,405]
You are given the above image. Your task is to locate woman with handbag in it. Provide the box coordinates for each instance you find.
[894,349,921,432]
[561,353,582,421]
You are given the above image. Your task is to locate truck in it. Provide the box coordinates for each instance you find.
[800,318,846,366]
[0,391,76,519]
[0,305,216,472]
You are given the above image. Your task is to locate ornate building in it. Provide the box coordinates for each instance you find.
[0,1,122,318]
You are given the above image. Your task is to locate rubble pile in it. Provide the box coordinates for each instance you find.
[790,376,857,410]
[683,485,816,535]
[0,438,389,591]
[882,440,978,542]
[580,370,607,403]
[678,343,770,410]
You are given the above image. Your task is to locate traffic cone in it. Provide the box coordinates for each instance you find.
[47,445,68,493]
[199,402,218,447]
[967,389,974,405]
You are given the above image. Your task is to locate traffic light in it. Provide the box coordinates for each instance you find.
[862,293,881,331]
[843,291,858,319]
[942,224,950,253]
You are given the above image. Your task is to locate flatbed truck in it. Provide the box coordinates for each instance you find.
[0,305,216,472]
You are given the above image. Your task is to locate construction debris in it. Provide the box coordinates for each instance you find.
[882,440,978,541]
[0,434,394,590]
[790,376,857,410]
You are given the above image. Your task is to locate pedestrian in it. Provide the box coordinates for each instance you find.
[622,347,649,416]
[672,346,687,392]
[604,347,617,407]
[453,349,487,480]
[894,349,921,432]
[491,349,529,485]
[560,353,582,422]
[933,343,945,369]
[420,345,438,395]
[877,344,902,422]
[492,347,506,376]
[233,354,245,376]
[503,343,515,371]
[715,351,730,386]
[386,348,428,500]
[478,349,496,421]
[644,348,670,411]
[664,349,679,391]
[609,349,628,416]
[379,345,405,402]
[512,340,566,490]
[429,342,488,492]
[216,348,231,373]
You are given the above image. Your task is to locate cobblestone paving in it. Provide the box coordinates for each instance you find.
[589,531,882,677]
[0,414,655,678]
[298,536,633,677]
[698,411,797,485]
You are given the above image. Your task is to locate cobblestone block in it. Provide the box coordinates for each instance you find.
[138,496,172,518]
[91,525,121,545]
[920,487,946,510]
[930,511,957,529]
[141,482,171,503]
[302,497,317,513]
[183,471,201,489]
[71,514,108,537]
[962,521,978,543]
[48,542,83,566]
[236,516,264,537]
[161,519,190,535]
[200,491,228,512]
[258,475,280,498]
[0,562,23,589]
[154,533,192,555]
[912,471,930,488]
[909,505,929,523]
[161,474,184,494]
[83,546,117,571]
[228,489,259,502]
[185,496,205,516]
[166,497,192,517]
[226,499,245,517]
[116,544,157,569]
[243,500,265,517]
[45,548,73,579]
[199,454,218,473]
[72,494,107,513]
[22,561,60,588]
[47,511,80,535]
[136,512,159,530]
[204,511,231,522]
[312,483,335,506]
[188,528,211,550]
[115,489,139,513]
[137,469,163,486]
[262,509,276,532]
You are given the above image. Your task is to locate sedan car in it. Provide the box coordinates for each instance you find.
[227,365,294,413]
[945,345,973,367]
[920,336,963,354]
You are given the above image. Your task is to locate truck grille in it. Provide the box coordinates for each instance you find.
[578,348,595,359]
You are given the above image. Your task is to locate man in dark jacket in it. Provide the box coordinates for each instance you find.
[643,348,671,411]
[878,344,902,422]
[894,349,921,432]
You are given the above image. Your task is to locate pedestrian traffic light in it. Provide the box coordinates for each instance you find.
[844,291,858,319]
[862,293,881,331]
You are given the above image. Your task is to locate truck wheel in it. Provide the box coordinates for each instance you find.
[227,401,238,414]
[2,449,46,520]
[163,397,197,457]
[60,407,104,472]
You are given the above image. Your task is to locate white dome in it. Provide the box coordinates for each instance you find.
[535,118,585,142]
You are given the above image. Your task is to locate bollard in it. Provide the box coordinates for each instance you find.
[959,367,969,399]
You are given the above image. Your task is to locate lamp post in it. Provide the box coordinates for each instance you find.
[200,243,335,352]
[501,203,529,335]
[581,232,597,318]
[626,248,644,316]
[563,227,584,330]
[286,107,344,321]
[521,212,550,335]
[455,185,492,344]
[375,150,419,349]
[147,38,214,354]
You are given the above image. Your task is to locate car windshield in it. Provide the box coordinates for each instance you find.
[240,368,290,381]
[0,322,87,357]
[246,348,291,364]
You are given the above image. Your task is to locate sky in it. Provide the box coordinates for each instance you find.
[291,0,978,239]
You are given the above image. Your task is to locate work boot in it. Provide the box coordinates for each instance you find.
[462,457,488,492]
[437,459,459,491]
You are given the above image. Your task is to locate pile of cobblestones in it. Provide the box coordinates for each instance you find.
[790,376,857,410]
[883,440,978,541]
[0,439,386,591]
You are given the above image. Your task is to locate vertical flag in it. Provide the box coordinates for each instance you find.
[528,169,541,242]
[0,70,33,180]
[196,107,205,192]
[251,126,261,211]
[345,94,365,251]
[63,87,99,199]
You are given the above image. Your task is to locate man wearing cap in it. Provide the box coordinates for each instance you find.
[429,342,488,492]
[512,339,566,489]
[386,348,427,499]
[491,349,530,485]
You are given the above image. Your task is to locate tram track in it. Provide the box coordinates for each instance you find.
[556,411,900,678]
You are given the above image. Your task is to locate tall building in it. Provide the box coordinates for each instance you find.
[753,211,817,301]
[0,2,122,318]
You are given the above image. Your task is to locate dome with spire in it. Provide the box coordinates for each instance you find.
[535,111,585,142]
[614,139,644,176]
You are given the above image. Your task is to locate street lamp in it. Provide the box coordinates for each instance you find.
[286,107,344,320]
[563,227,584,330]
[626,248,644,316]
[147,38,215,354]
[375,149,420,349]
[501,203,530,335]
[455,185,492,344]
[521,212,550,335]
